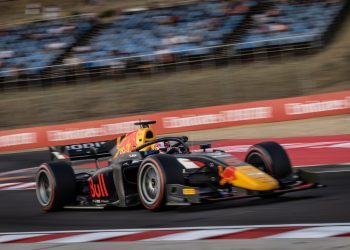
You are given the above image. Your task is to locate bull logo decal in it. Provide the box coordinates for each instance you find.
[89,174,109,198]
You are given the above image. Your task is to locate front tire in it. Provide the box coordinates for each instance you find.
[245,141,293,198]
[36,161,76,212]
[245,141,292,180]
[137,155,184,211]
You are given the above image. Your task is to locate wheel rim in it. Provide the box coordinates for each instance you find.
[36,170,52,206]
[247,152,269,173]
[140,163,161,205]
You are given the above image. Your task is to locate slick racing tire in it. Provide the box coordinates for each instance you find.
[245,141,292,180]
[36,161,76,212]
[245,141,293,198]
[137,155,184,211]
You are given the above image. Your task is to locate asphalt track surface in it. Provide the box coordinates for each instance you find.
[0,150,350,233]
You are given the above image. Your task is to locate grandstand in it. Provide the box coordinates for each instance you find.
[0,0,349,129]
[74,0,256,70]
[0,16,94,77]
[0,0,348,84]
[237,0,345,50]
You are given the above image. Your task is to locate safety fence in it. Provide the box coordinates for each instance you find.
[0,90,349,152]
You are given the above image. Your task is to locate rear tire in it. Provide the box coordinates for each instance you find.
[36,161,76,212]
[137,155,184,211]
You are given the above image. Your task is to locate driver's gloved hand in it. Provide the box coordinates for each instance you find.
[158,147,167,153]
[166,147,177,154]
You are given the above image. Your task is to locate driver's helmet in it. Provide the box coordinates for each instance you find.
[155,141,171,153]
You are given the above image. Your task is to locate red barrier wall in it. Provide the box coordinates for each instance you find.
[1,90,349,152]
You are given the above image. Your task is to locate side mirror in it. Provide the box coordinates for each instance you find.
[200,144,211,152]
[181,136,189,142]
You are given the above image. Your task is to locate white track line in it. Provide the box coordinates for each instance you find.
[0,234,47,243]
[3,226,350,243]
[3,182,36,190]
[0,183,21,188]
[265,226,350,239]
[143,229,249,241]
[41,231,140,243]
[0,167,37,177]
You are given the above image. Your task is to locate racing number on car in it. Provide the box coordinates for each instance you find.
[89,174,109,198]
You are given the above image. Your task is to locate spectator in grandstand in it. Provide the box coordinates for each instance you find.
[155,15,181,25]
[224,0,250,15]
[0,16,94,77]
[237,0,344,50]
[2,0,260,75]
[72,0,257,70]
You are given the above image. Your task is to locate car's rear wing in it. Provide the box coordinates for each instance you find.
[49,140,116,161]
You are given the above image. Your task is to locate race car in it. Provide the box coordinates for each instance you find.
[35,120,323,212]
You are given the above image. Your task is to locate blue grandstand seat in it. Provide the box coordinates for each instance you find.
[0,16,94,77]
[238,0,345,50]
[74,0,256,68]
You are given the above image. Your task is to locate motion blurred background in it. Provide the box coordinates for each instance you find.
[0,0,349,129]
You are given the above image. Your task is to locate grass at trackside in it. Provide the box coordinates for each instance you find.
[0,6,350,129]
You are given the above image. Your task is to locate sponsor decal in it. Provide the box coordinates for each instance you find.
[182,188,197,195]
[92,199,109,204]
[285,96,350,115]
[0,133,37,147]
[177,158,200,169]
[89,174,109,198]
[163,107,272,128]
[222,107,272,122]
[0,91,349,152]
[65,141,106,152]
[219,166,236,185]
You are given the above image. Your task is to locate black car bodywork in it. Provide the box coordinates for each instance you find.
[36,121,323,212]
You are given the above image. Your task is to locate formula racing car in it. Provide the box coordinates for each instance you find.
[35,120,323,212]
